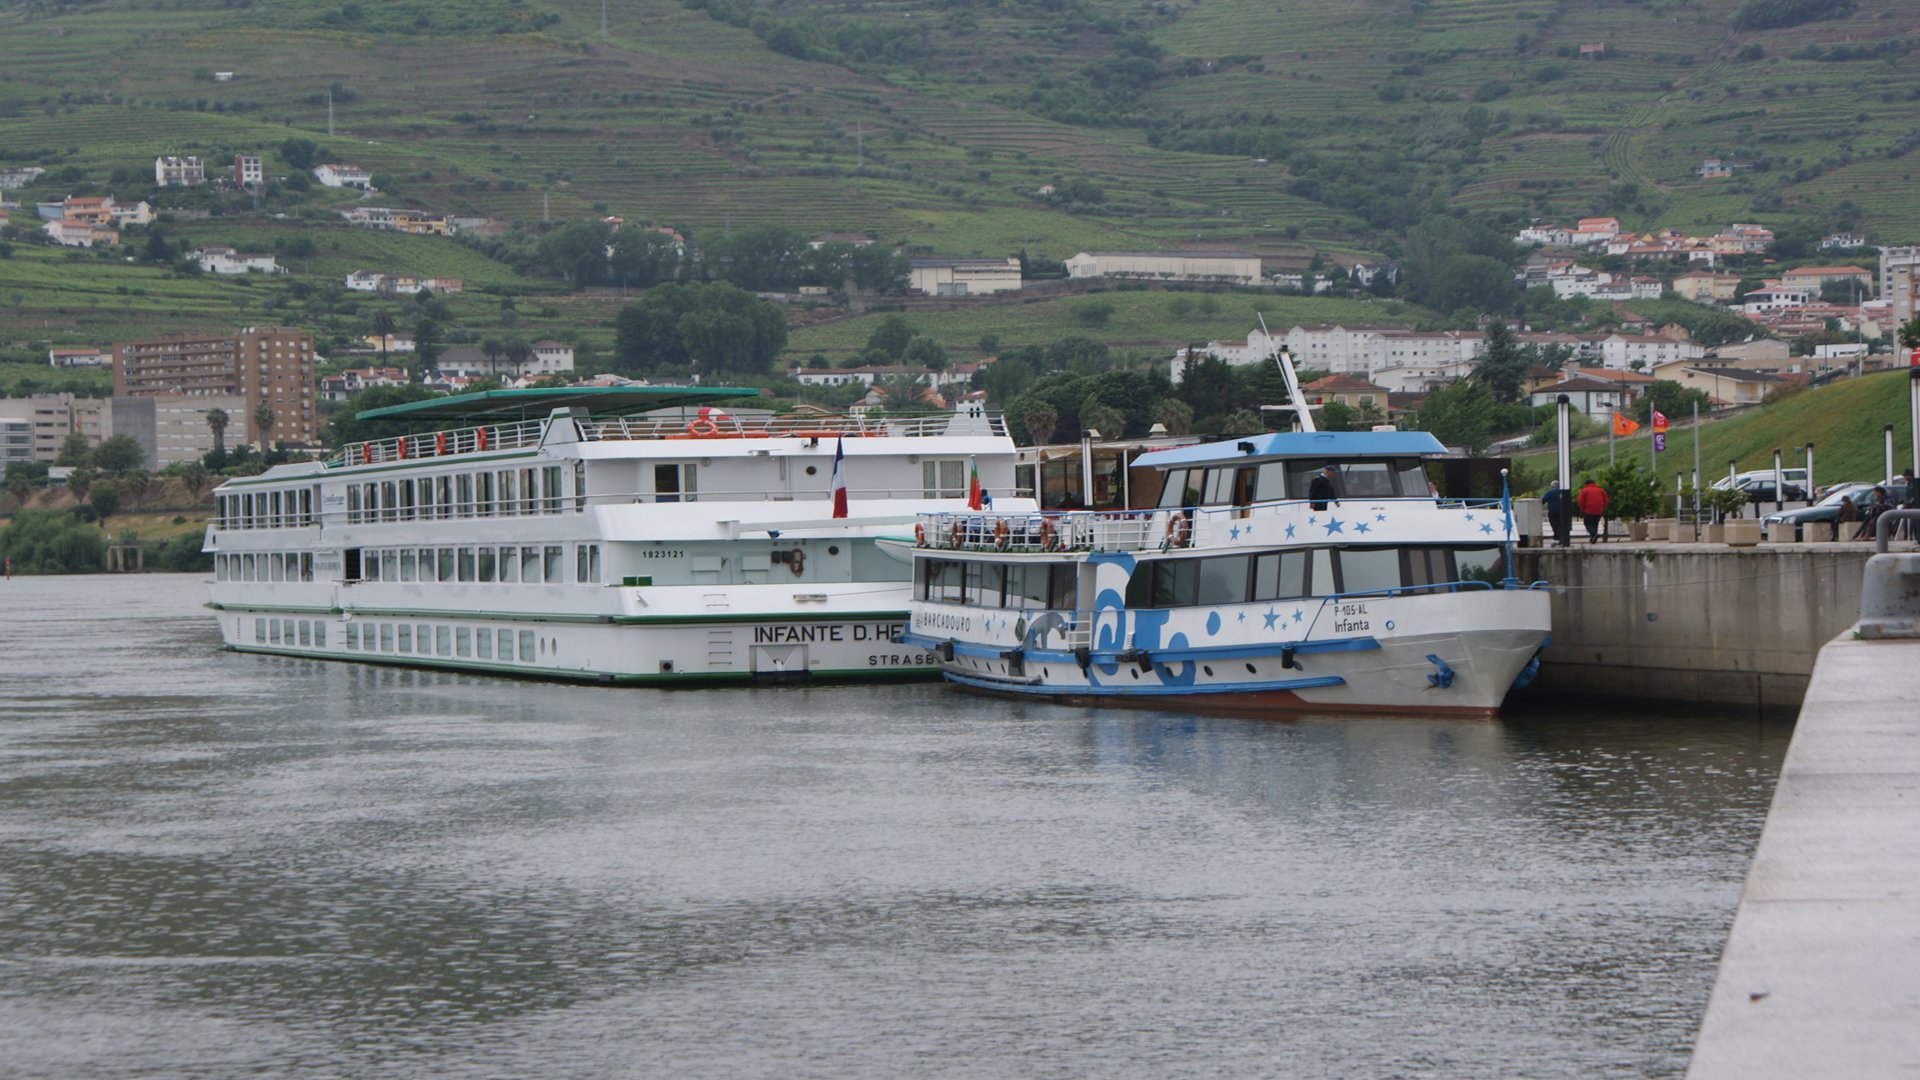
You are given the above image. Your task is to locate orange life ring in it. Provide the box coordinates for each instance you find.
[993,518,1010,551]
[1039,519,1058,551]
[396,436,408,460]
[950,521,965,548]
[475,427,490,451]
[1165,514,1188,548]
[435,431,447,456]
[687,418,720,437]
[914,522,925,546]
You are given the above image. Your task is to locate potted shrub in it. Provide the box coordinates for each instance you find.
[1712,484,1758,541]
[1593,462,1661,543]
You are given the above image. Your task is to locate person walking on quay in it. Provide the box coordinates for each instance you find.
[1308,464,1339,511]
[1576,478,1609,544]
[1541,480,1572,547]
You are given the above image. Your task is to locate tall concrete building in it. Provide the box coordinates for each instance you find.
[111,327,318,448]
[0,393,109,462]
[110,394,249,468]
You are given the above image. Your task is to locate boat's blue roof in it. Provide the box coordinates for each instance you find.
[1132,430,1447,469]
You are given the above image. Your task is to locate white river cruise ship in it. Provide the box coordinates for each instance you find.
[205,386,1028,684]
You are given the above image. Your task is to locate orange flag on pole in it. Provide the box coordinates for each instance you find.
[1611,412,1641,437]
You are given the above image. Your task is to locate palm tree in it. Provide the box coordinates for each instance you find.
[873,371,927,412]
[1150,398,1193,437]
[504,339,533,380]
[206,407,229,457]
[253,401,276,450]
[371,311,398,365]
[1023,402,1059,446]
[480,337,504,378]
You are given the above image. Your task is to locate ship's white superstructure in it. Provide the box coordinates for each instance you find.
[206,387,1030,683]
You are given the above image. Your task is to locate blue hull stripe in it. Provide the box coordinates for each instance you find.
[942,670,1347,697]
[901,632,1381,664]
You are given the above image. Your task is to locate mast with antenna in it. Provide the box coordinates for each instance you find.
[1256,312,1315,432]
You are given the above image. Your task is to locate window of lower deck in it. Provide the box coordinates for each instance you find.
[1454,547,1507,585]
[1336,548,1402,596]
[475,628,491,659]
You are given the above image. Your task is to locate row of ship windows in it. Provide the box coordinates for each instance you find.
[216,488,318,530]
[347,544,602,585]
[916,545,1511,609]
[346,465,578,524]
[218,552,315,582]
[251,618,549,663]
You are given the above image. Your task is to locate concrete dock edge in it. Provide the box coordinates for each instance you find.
[1685,629,1920,1077]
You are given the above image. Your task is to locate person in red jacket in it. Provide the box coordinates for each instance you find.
[1576,479,1609,543]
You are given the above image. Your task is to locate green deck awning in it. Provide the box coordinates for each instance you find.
[354,385,763,422]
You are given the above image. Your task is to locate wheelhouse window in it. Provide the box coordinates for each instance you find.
[1157,469,1201,509]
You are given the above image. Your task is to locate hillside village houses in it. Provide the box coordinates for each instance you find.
[32,195,153,228]
[0,165,45,190]
[319,367,410,402]
[234,154,264,188]
[344,270,463,294]
[193,246,283,275]
[340,206,450,235]
[153,155,205,187]
[312,163,373,189]
[44,217,118,248]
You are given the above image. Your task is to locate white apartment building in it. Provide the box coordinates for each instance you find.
[313,163,374,189]
[1597,333,1704,371]
[193,246,283,275]
[154,155,206,187]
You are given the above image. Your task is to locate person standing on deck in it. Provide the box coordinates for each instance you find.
[1308,465,1339,511]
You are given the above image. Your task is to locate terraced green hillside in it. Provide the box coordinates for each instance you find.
[2,0,1916,360]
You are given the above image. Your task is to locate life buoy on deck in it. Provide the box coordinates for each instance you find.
[687,418,720,437]
[950,521,965,548]
[788,548,805,576]
[993,518,1010,551]
[475,427,490,451]
[435,431,448,456]
[396,436,408,460]
[1165,514,1189,548]
[1039,519,1058,551]
[914,522,926,546]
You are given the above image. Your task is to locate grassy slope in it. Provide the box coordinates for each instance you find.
[1518,369,1919,486]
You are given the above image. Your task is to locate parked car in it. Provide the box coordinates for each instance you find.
[1762,481,1910,540]
[1730,474,1809,504]
[1715,468,1809,493]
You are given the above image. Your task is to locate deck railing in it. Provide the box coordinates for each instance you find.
[325,412,1007,470]
[916,497,1510,554]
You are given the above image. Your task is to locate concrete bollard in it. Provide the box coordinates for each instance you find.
[1725,519,1761,547]
[1857,553,1920,638]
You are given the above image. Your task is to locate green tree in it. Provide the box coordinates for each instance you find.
[88,480,120,525]
[0,510,105,573]
[536,220,616,286]
[55,432,93,467]
[873,371,929,411]
[701,224,810,291]
[174,461,210,501]
[1074,299,1115,327]
[1319,402,1356,432]
[370,311,399,364]
[504,339,534,378]
[1899,314,1920,351]
[1630,380,1712,425]
[1150,397,1193,436]
[1416,377,1496,454]
[1081,403,1126,440]
[411,319,444,380]
[865,315,916,361]
[903,336,949,372]
[6,475,32,510]
[609,229,686,289]
[1591,461,1661,521]
[613,282,787,375]
[91,434,146,475]
[1476,319,1529,404]
[1022,402,1059,446]
[327,383,438,447]
[66,466,96,503]
[480,336,505,377]
[278,137,322,170]
[981,355,1034,403]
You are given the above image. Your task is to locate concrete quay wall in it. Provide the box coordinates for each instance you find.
[1514,545,1876,715]
[1686,630,1920,1077]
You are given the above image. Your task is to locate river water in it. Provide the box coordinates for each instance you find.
[0,575,1789,1078]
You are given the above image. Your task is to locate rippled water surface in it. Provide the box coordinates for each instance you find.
[0,575,1789,1077]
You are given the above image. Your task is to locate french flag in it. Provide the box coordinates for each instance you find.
[829,436,849,518]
